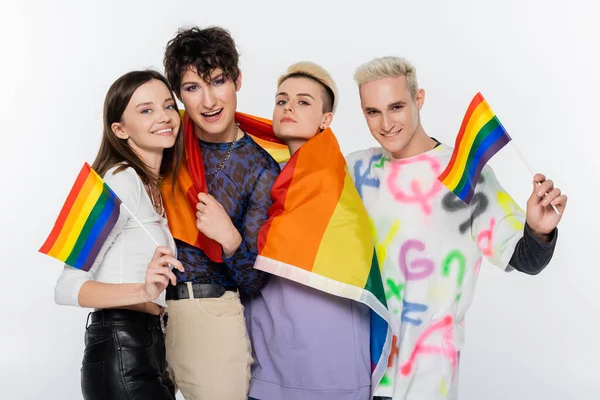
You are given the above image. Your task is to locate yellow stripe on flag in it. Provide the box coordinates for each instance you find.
[48,173,97,258]
[312,172,373,287]
[444,101,494,188]
[55,176,104,260]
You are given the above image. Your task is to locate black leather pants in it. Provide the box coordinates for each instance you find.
[80,308,175,400]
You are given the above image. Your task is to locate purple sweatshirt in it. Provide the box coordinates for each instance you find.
[244,276,372,400]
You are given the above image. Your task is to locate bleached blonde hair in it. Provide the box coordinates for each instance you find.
[353,56,419,100]
[277,61,338,113]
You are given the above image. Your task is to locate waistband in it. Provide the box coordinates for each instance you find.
[86,308,167,333]
[166,282,237,301]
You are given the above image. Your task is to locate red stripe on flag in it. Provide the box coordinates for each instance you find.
[257,154,298,253]
[438,93,484,181]
[39,163,92,254]
[183,113,207,194]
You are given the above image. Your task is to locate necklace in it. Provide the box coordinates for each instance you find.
[146,182,165,218]
[206,124,239,191]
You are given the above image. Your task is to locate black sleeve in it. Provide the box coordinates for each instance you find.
[509,223,558,275]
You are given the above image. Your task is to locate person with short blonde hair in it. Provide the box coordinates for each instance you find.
[245,61,373,400]
[354,56,419,100]
[348,56,567,400]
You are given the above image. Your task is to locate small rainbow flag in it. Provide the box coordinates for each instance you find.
[253,124,392,391]
[438,92,512,203]
[39,163,122,271]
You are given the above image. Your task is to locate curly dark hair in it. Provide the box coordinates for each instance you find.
[164,26,240,97]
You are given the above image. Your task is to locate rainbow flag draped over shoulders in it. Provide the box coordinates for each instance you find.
[252,122,392,391]
[235,111,291,164]
[161,111,224,262]
[39,162,122,271]
[438,92,512,204]
[160,110,391,390]
[160,110,290,262]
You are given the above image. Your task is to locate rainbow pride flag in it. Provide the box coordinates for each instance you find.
[161,111,391,389]
[177,110,290,162]
[236,112,291,164]
[39,163,122,271]
[438,92,512,204]
[160,111,290,263]
[254,125,392,391]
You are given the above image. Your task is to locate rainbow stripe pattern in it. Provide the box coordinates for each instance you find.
[254,125,391,389]
[438,92,512,204]
[161,111,391,389]
[160,111,290,263]
[39,163,122,271]
[236,112,291,164]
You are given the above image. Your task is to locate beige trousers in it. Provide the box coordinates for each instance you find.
[165,284,253,400]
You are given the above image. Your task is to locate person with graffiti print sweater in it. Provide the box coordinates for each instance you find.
[345,56,567,400]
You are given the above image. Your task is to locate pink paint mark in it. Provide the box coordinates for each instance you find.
[400,315,457,377]
[387,154,443,215]
[477,218,495,257]
[399,239,435,280]
[474,257,482,275]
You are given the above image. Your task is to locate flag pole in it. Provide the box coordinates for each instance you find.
[120,202,162,246]
[509,141,560,215]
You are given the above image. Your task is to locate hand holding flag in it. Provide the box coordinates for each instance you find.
[39,163,124,270]
[143,246,184,302]
[39,162,170,270]
[525,173,567,237]
[438,92,561,215]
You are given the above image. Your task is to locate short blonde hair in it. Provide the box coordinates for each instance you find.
[278,61,338,113]
[353,56,419,100]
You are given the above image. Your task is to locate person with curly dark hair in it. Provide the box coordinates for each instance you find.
[159,26,281,399]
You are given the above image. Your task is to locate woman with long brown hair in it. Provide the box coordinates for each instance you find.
[54,70,184,399]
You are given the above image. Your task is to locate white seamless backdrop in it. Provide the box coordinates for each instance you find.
[1,1,597,399]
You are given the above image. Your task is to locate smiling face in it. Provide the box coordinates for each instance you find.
[111,79,180,162]
[272,76,333,154]
[359,75,426,159]
[178,67,241,143]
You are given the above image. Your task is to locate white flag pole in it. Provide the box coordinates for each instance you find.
[509,141,560,215]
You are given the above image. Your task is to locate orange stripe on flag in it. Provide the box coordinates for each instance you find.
[161,155,200,247]
[258,153,297,252]
[48,169,97,258]
[258,130,343,271]
[39,163,91,253]
[438,93,484,181]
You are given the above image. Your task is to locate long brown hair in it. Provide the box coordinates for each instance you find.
[92,70,183,184]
